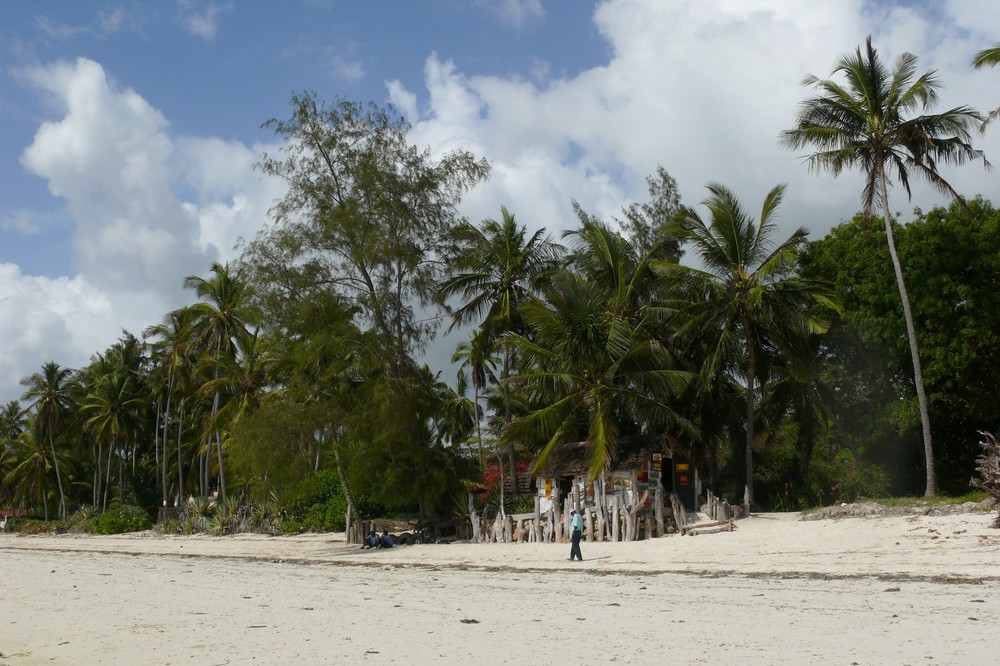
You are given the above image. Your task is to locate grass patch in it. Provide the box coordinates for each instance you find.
[872,492,988,507]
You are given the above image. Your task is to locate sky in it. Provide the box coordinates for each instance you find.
[1,0,999,405]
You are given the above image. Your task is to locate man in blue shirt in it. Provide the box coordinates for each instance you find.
[569,508,583,561]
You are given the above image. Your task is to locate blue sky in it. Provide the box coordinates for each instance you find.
[1,0,999,404]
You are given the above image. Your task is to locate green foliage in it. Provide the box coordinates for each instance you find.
[226,396,322,503]
[282,468,353,533]
[804,199,1000,495]
[92,505,153,535]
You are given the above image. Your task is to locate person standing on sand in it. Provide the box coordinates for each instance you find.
[569,508,583,561]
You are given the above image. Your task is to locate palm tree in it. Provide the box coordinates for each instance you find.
[504,269,694,479]
[781,36,988,496]
[451,329,498,465]
[439,208,563,489]
[0,401,25,443]
[82,370,146,510]
[0,401,26,506]
[183,262,251,500]
[4,430,64,519]
[201,329,273,435]
[20,362,74,520]
[972,45,1000,123]
[145,308,196,508]
[657,183,836,510]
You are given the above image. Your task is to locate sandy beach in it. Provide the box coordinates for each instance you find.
[2,508,998,665]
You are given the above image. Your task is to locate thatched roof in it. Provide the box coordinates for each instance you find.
[534,434,672,477]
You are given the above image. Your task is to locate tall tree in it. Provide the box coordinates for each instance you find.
[503,268,693,479]
[183,262,251,500]
[780,36,988,496]
[439,207,563,488]
[451,329,498,465]
[81,369,146,510]
[616,165,684,262]
[144,308,197,508]
[657,183,836,510]
[20,362,74,520]
[252,93,489,375]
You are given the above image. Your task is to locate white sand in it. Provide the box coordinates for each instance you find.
[2,510,998,665]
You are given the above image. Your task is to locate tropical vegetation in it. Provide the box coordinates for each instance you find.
[3,36,999,533]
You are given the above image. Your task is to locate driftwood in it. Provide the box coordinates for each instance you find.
[654,486,664,536]
[683,519,735,536]
[974,431,1000,528]
[671,493,687,532]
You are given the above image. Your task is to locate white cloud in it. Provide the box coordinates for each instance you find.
[477,0,545,29]
[181,3,228,41]
[401,0,998,243]
[6,1,1000,403]
[0,263,111,396]
[0,210,44,234]
[2,57,284,403]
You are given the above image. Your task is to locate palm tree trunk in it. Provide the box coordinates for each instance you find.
[474,384,484,468]
[744,324,756,513]
[47,430,66,521]
[176,399,185,504]
[103,436,114,511]
[93,440,100,507]
[502,348,516,493]
[879,170,935,496]
[162,374,174,507]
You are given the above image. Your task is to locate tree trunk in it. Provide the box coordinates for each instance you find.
[176,399,185,504]
[332,443,359,543]
[879,170,935,496]
[743,315,756,512]
[162,373,174,507]
[47,430,66,521]
[502,348,517,493]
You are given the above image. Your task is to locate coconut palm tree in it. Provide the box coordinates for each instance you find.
[4,430,64,519]
[451,329,498,465]
[20,362,74,520]
[503,268,694,480]
[183,262,251,500]
[439,208,563,488]
[0,401,25,443]
[656,183,836,510]
[781,37,988,497]
[144,308,197,508]
[972,44,1000,123]
[82,370,146,510]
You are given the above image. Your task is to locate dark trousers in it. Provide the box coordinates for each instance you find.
[570,529,583,560]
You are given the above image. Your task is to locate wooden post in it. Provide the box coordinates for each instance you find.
[504,514,513,543]
[654,485,664,537]
[585,503,594,542]
[533,495,542,543]
[552,485,561,541]
[468,494,480,543]
[611,493,621,542]
[671,493,687,534]
[595,472,607,542]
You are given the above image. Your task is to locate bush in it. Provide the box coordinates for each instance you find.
[282,469,355,533]
[92,505,153,535]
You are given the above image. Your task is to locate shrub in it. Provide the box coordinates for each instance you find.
[92,505,153,535]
